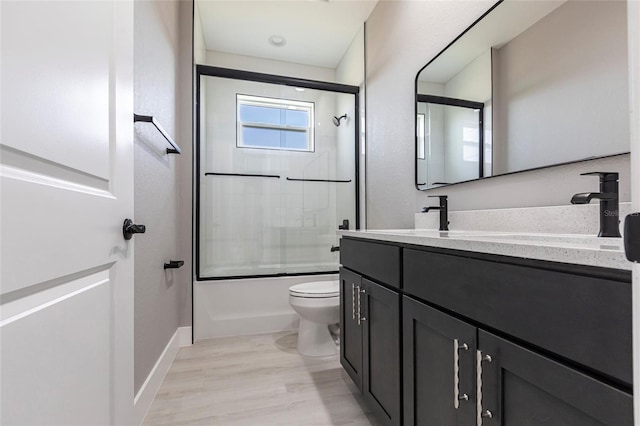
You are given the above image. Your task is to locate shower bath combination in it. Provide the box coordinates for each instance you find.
[332,114,347,127]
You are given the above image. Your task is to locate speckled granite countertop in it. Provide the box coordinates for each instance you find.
[339,229,631,271]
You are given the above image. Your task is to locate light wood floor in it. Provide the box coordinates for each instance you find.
[143,332,382,425]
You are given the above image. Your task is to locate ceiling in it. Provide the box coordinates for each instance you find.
[197,0,378,69]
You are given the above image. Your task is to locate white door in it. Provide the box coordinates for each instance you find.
[629,1,640,424]
[1,1,134,425]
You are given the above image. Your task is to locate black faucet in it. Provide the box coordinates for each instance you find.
[422,195,449,231]
[570,172,621,238]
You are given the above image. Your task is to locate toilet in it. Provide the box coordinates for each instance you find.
[289,280,340,357]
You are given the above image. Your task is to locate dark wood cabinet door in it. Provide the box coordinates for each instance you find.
[339,267,363,390]
[361,279,401,426]
[403,296,477,426]
[478,330,632,426]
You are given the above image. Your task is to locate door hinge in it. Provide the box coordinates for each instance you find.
[624,213,640,262]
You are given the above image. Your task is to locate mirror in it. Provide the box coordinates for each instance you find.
[415,0,629,190]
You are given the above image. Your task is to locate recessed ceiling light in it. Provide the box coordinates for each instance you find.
[295,88,305,92]
[268,35,287,47]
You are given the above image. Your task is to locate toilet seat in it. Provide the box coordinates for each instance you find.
[289,281,339,298]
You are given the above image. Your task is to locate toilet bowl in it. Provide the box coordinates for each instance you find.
[289,281,340,357]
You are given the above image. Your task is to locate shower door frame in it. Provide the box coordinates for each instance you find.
[195,65,361,281]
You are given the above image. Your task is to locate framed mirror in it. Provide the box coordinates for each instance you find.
[415,0,630,190]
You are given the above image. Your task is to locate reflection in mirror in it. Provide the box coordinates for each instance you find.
[415,0,629,190]
[417,96,484,187]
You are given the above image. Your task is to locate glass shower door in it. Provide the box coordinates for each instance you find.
[198,73,357,279]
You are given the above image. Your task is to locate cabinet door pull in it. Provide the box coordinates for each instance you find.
[351,283,356,320]
[359,288,367,323]
[357,286,367,325]
[356,285,361,325]
[476,350,493,426]
[454,339,469,409]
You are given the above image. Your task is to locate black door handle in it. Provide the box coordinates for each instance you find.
[624,213,640,262]
[123,218,146,240]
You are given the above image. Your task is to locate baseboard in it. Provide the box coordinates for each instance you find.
[178,325,193,346]
[134,326,192,425]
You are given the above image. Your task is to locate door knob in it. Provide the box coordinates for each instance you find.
[123,218,146,240]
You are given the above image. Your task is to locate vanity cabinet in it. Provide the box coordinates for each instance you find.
[339,267,363,389]
[340,238,402,426]
[479,330,632,425]
[339,236,633,426]
[403,297,632,426]
[403,247,633,386]
[403,297,477,425]
[361,277,401,426]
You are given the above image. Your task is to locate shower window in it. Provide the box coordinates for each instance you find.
[197,66,359,280]
[237,95,315,152]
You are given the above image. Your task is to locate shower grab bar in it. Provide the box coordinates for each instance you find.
[134,114,182,154]
[286,177,352,183]
[205,172,281,179]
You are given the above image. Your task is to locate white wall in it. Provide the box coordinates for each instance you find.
[444,49,491,102]
[493,0,629,175]
[193,2,206,64]
[177,0,194,330]
[336,26,364,229]
[365,0,631,228]
[336,26,365,86]
[205,50,335,82]
[133,0,192,394]
[443,105,480,183]
[365,0,494,228]
[418,81,444,96]
[417,50,491,186]
[628,1,640,419]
